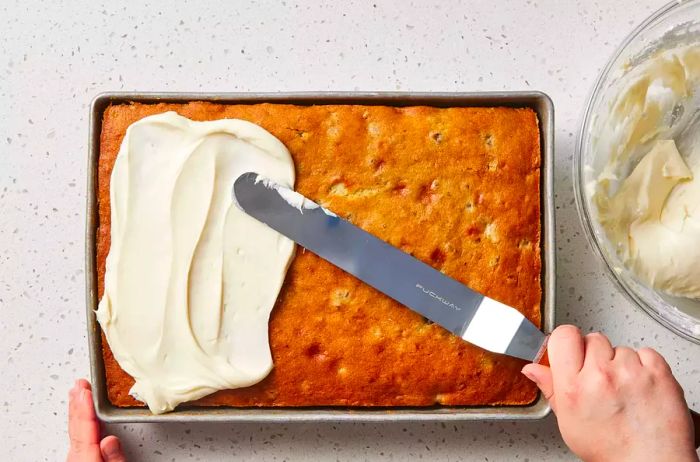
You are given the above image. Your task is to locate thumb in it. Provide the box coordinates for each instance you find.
[522,363,556,412]
[100,435,127,462]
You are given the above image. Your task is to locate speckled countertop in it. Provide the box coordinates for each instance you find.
[1,0,698,460]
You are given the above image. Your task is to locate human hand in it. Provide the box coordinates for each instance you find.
[67,379,127,462]
[522,325,698,462]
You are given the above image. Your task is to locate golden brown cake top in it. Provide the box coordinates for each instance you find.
[97,101,541,408]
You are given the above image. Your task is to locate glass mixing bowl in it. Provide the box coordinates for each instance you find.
[574,0,700,343]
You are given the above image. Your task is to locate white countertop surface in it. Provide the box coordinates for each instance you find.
[2,0,698,460]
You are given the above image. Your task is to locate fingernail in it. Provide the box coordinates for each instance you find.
[521,368,539,386]
[79,389,89,403]
[104,439,122,456]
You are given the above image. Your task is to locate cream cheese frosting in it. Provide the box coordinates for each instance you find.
[591,45,700,299]
[598,140,697,296]
[96,112,296,414]
[255,175,339,216]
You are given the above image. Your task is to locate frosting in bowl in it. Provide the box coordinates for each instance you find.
[590,45,700,299]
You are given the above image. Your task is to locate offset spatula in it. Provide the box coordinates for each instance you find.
[233,172,548,363]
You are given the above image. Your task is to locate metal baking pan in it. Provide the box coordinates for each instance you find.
[86,92,555,423]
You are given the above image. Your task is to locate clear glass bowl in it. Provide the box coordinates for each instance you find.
[574,0,700,343]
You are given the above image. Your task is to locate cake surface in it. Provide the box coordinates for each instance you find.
[97,101,542,408]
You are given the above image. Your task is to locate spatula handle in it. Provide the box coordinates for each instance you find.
[534,335,549,366]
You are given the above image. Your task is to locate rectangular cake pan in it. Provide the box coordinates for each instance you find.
[86,91,555,423]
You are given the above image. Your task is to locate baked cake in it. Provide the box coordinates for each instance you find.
[97,102,542,407]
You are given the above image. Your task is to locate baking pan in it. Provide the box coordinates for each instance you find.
[86,92,555,423]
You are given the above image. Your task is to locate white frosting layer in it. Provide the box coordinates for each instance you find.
[591,45,700,299]
[256,174,336,216]
[598,140,697,296]
[96,112,295,414]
